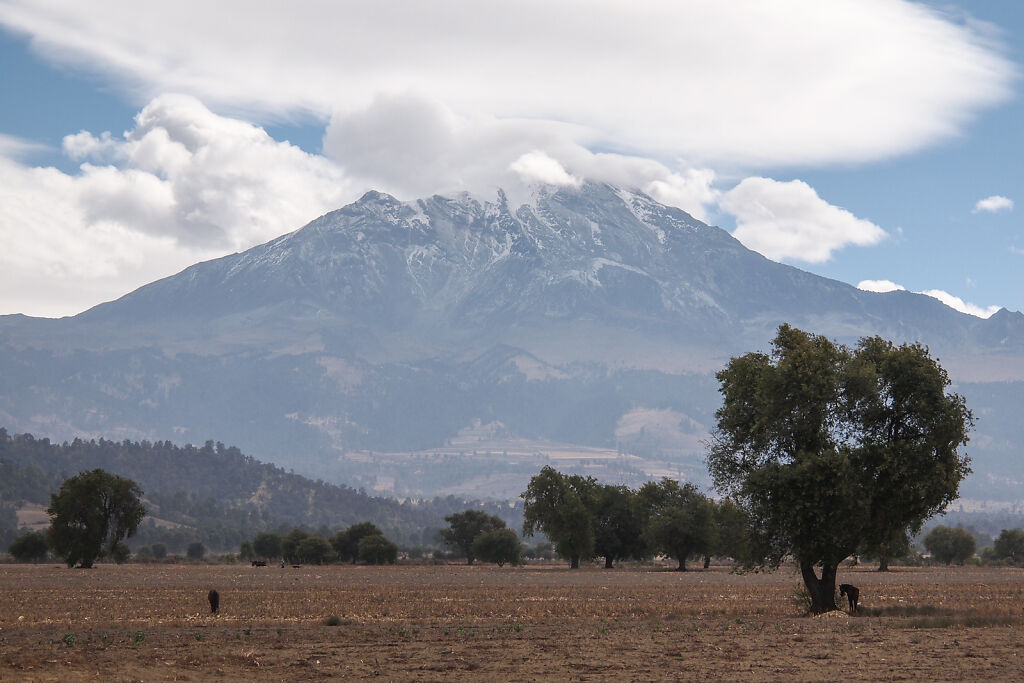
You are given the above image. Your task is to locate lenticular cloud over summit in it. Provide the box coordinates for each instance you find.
[0,0,1012,167]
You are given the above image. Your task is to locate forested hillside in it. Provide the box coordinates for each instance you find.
[0,429,519,552]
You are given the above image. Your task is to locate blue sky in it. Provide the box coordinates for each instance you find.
[0,0,1020,318]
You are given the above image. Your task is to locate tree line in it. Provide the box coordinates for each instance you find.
[520,467,748,570]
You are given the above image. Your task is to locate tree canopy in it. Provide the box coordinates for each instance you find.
[638,479,716,571]
[441,510,506,565]
[521,466,597,568]
[46,469,146,568]
[8,530,49,563]
[924,525,977,565]
[708,325,972,612]
[991,528,1024,565]
[471,528,523,567]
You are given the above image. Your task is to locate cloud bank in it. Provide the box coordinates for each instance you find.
[0,96,353,316]
[0,0,1013,168]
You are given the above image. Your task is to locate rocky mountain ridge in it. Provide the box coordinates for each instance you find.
[1,182,1020,502]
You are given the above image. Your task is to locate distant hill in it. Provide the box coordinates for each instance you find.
[0,183,1021,503]
[0,429,518,552]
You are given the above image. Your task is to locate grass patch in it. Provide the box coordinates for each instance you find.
[895,614,1022,630]
[856,604,953,618]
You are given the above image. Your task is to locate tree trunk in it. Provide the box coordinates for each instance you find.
[703,555,711,569]
[800,562,838,613]
[604,556,614,569]
[877,555,889,572]
[676,555,687,571]
[466,557,474,566]
[569,555,580,569]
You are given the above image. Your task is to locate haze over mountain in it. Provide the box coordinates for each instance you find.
[1,183,1021,503]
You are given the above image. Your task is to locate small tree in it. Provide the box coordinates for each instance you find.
[522,467,597,569]
[239,540,255,561]
[151,542,168,561]
[186,542,206,560]
[860,528,912,572]
[135,545,155,562]
[638,479,717,571]
[333,522,384,564]
[46,469,146,568]
[991,528,1024,565]
[8,530,49,562]
[281,529,312,564]
[472,528,523,567]
[252,532,282,561]
[358,534,398,565]
[593,484,648,568]
[713,498,752,566]
[441,510,506,565]
[110,541,131,564]
[296,536,336,565]
[924,526,976,565]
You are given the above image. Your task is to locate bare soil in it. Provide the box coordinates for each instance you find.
[1,562,1023,680]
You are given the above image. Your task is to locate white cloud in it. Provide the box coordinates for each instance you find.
[920,289,1000,319]
[0,0,1013,169]
[720,178,887,263]
[322,93,719,221]
[856,279,999,318]
[973,195,1014,213]
[857,280,906,293]
[0,133,50,159]
[0,95,355,316]
[509,151,581,188]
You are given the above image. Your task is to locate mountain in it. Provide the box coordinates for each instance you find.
[1,182,1021,502]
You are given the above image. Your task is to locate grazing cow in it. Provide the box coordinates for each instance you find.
[839,584,859,613]
[208,589,220,615]
[251,560,267,567]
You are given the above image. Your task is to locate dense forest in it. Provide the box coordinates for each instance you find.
[0,428,520,553]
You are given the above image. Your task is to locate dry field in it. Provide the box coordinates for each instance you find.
[2,562,1024,681]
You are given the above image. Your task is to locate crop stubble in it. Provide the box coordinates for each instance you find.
[1,563,1023,680]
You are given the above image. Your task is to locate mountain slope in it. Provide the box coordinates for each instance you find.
[1,182,1021,502]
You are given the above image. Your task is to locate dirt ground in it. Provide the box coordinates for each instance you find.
[1,562,1023,681]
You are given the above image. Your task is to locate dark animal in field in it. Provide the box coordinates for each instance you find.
[251,560,267,567]
[839,584,859,612]
[208,588,220,614]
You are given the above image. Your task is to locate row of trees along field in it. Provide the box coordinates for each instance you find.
[521,467,747,570]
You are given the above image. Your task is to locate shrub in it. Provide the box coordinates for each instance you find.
[471,529,523,567]
[357,534,398,565]
[8,530,49,563]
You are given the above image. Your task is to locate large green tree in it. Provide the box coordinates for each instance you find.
[522,467,597,569]
[593,484,648,569]
[638,479,717,571]
[46,469,146,568]
[708,325,972,613]
[441,510,507,565]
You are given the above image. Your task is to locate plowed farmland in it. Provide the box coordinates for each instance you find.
[2,563,1023,680]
